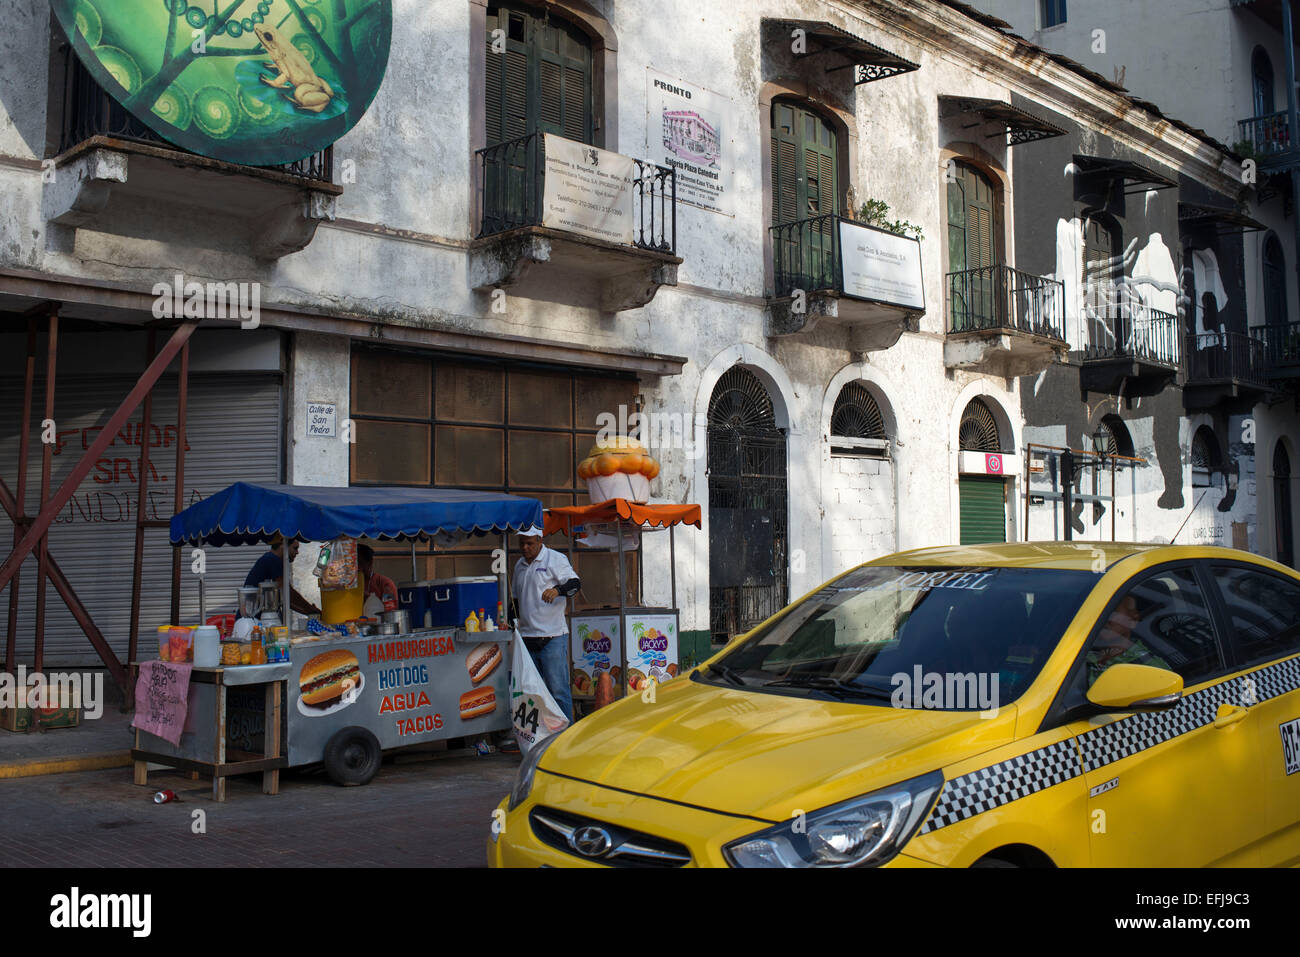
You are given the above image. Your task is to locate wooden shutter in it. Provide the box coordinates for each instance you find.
[959,476,1007,545]
[486,5,591,146]
[771,135,799,226]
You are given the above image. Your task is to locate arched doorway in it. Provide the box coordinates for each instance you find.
[957,398,1007,545]
[707,367,788,643]
[947,161,1001,330]
[1276,441,1294,568]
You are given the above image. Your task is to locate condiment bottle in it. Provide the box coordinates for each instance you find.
[478,608,487,630]
[464,610,479,633]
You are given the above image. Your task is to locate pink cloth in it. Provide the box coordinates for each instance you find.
[132,661,193,746]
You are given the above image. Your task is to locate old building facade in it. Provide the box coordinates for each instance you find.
[0,0,1276,672]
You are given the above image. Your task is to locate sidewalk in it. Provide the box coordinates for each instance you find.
[0,704,135,778]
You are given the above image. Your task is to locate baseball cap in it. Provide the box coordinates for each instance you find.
[517,527,544,538]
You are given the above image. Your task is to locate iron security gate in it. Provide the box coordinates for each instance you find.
[707,369,788,644]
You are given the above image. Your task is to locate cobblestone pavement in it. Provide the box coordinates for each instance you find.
[0,752,520,867]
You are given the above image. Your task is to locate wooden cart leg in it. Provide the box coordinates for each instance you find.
[263,681,281,796]
[133,760,148,786]
[213,774,226,803]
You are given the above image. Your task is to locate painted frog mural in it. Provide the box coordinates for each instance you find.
[254,23,334,113]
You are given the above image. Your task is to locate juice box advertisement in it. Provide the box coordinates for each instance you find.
[570,616,622,697]
[625,616,678,692]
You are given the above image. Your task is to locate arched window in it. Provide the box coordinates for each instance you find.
[831,382,888,457]
[770,99,839,226]
[958,398,1002,452]
[947,161,1002,331]
[1253,47,1275,117]
[485,3,593,146]
[1263,233,1287,327]
[1093,415,1135,459]
[1191,426,1221,488]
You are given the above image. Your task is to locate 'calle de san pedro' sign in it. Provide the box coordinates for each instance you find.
[51,0,392,167]
[838,219,926,312]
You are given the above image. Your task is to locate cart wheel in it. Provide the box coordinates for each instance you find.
[323,727,381,786]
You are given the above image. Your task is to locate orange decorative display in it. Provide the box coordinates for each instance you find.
[576,436,659,504]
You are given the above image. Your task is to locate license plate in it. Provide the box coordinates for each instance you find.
[1281,718,1300,776]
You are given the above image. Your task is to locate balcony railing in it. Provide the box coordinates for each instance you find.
[1082,304,1181,367]
[1256,321,1300,373]
[770,213,844,298]
[946,264,1066,341]
[1186,331,1269,387]
[58,50,333,182]
[476,132,676,254]
[1238,111,1291,156]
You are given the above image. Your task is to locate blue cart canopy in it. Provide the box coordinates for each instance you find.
[169,483,544,547]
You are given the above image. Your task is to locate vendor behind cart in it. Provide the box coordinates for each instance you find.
[513,528,580,723]
[244,539,320,617]
[357,544,399,615]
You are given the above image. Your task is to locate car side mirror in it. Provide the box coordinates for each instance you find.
[1086,663,1184,712]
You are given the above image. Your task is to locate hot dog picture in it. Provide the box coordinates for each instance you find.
[299,649,362,709]
[459,686,496,720]
[466,642,502,684]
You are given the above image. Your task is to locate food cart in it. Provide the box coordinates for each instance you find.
[543,499,700,707]
[132,482,542,801]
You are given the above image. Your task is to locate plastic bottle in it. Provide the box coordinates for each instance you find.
[484,612,496,631]
[478,608,487,630]
[497,601,506,630]
[464,610,479,633]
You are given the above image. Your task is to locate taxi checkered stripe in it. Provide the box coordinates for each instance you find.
[919,739,1080,833]
[919,654,1300,834]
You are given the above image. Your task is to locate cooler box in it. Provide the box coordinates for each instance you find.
[427,576,499,627]
[398,581,433,626]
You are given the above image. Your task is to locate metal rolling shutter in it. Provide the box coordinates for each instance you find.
[0,374,281,666]
[960,476,1006,545]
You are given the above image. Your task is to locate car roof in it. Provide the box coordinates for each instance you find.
[866,542,1286,573]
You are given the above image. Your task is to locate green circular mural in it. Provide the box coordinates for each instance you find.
[51,0,392,167]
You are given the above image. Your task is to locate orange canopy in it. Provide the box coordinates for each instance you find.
[544,499,702,536]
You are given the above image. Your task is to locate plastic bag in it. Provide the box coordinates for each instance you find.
[317,538,358,590]
[509,631,570,755]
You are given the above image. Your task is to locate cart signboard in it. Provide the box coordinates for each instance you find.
[569,615,622,699]
[285,630,510,765]
[626,612,679,691]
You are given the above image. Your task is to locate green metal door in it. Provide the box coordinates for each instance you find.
[959,475,1007,545]
[771,100,838,290]
[947,161,998,330]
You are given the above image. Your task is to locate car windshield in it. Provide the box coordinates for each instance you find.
[707,565,1100,710]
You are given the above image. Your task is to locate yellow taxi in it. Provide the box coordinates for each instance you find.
[488,543,1300,867]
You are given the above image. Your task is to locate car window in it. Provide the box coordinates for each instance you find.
[1210,564,1300,666]
[1084,567,1223,687]
[711,566,1099,710]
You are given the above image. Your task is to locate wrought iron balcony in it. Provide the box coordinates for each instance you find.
[1238,111,1291,159]
[476,132,676,254]
[943,265,1065,377]
[771,213,843,298]
[1256,321,1300,380]
[1080,303,1182,395]
[946,265,1066,340]
[1183,331,1272,410]
[59,51,332,182]
[470,132,680,312]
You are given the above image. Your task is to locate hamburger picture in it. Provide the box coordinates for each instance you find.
[459,686,496,720]
[298,649,362,710]
[466,642,502,684]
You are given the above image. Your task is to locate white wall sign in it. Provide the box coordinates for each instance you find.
[307,402,337,438]
[838,220,925,310]
[542,134,636,245]
[646,69,734,216]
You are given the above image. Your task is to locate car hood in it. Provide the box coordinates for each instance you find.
[541,674,1017,821]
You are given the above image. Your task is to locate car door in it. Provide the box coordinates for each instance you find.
[1205,561,1300,867]
[1057,564,1263,865]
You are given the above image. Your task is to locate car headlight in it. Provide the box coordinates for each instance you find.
[506,732,561,812]
[723,770,943,868]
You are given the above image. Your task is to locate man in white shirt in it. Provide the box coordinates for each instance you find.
[512,527,580,723]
